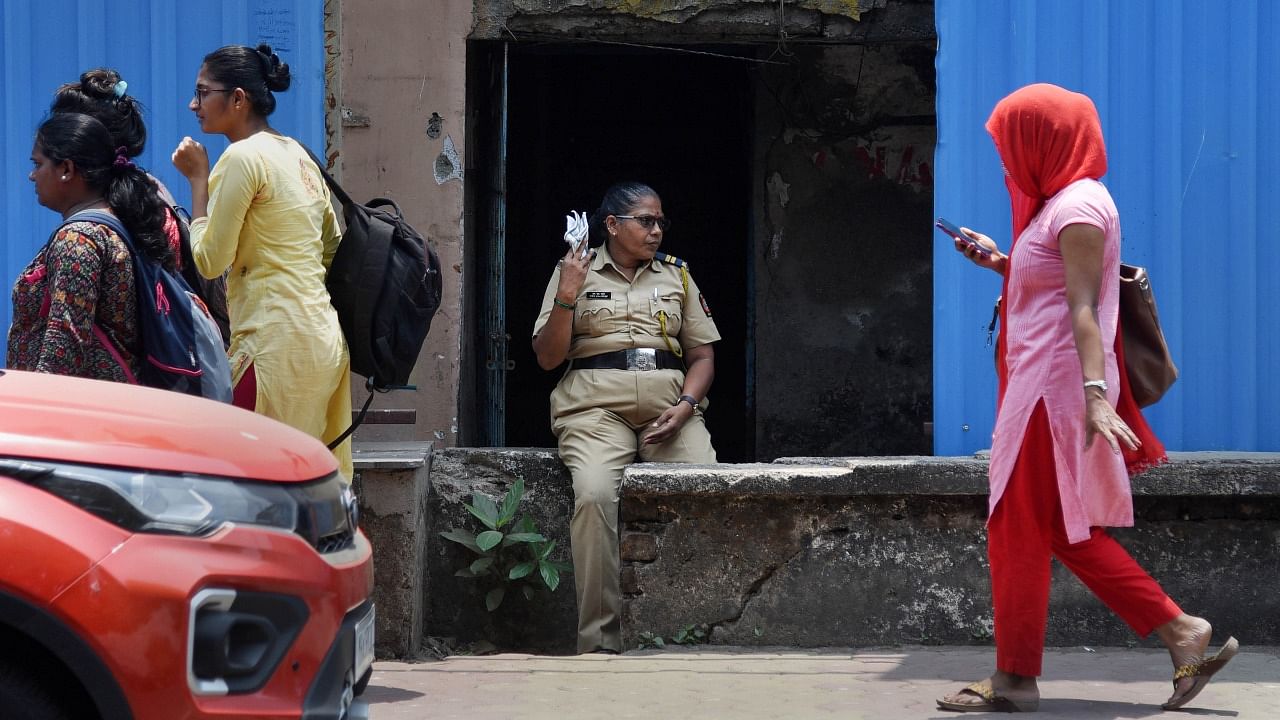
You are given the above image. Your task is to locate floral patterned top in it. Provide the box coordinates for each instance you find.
[7,219,140,382]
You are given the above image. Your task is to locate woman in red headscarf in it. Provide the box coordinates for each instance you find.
[936,84,1237,713]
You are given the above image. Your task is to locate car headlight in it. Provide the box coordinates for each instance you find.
[0,458,352,546]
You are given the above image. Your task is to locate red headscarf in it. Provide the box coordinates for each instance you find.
[985,83,1165,475]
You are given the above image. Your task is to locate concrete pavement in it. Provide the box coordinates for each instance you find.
[363,645,1279,719]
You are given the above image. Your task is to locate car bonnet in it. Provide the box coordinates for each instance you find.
[0,369,338,482]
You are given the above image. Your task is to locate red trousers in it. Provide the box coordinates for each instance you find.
[989,402,1182,676]
[232,362,257,411]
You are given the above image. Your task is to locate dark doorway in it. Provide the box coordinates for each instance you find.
[487,43,754,461]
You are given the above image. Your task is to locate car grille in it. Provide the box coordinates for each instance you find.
[288,472,359,554]
[315,529,356,554]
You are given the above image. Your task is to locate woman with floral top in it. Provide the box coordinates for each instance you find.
[8,113,172,381]
[51,67,230,344]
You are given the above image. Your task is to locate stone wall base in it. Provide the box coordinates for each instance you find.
[366,448,1280,656]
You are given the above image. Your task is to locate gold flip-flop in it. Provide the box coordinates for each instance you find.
[937,679,1040,713]
[1161,636,1239,710]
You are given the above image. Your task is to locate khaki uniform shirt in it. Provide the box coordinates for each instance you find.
[533,242,720,357]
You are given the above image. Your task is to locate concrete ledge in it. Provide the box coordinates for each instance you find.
[352,441,433,659]
[626,458,988,496]
[421,449,1280,654]
[632,452,1280,497]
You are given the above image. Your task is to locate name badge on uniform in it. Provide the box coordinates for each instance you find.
[585,291,611,299]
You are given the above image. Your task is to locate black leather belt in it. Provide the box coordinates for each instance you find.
[568,348,683,371]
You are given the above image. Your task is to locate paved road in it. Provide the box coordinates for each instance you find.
[363,645,1279,719]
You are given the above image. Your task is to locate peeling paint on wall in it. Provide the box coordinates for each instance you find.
[755,42,935,458]
[850,142,931,192]
[768,229,784,261]
[767,171,791,208]
[434,135,463,184]
[511,0,866,21]
[342,106,371,128]
[796,0,867,20]
[475,0,932,44]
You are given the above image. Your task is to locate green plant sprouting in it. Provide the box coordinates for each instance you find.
[637,623,712,650]
[439,477,572,612]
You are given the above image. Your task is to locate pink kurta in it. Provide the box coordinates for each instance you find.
[988,178,1132,543]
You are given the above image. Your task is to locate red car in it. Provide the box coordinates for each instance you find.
[0,369,374,720]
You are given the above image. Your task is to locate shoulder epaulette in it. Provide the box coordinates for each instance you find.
[655,252,686,268]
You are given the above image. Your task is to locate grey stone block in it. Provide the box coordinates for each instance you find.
[352,441,433,660]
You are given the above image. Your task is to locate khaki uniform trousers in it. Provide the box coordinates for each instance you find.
[550,367,716,653]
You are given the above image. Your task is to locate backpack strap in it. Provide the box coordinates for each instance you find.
[300,144,357,210]
[298,145,379,444]
[91,325,140,385]
[46,212,140,384]
[68,210,132,247]
[327,377,377,451]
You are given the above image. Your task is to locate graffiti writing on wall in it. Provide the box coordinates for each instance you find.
[851,144,932,191]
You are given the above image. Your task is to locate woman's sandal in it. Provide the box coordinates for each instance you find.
[1160,636,1239,710]
[937,678,1040,713]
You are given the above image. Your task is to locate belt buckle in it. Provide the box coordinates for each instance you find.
[627,348,657,371]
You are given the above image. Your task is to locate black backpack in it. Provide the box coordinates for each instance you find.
[304,148,443,443]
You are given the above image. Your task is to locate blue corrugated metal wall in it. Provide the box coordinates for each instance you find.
[0,0,324,362]
[934,0,1280,453]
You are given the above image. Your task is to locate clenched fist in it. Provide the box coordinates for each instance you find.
[171,136,210,181]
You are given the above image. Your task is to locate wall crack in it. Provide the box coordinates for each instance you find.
[709,533,813,636]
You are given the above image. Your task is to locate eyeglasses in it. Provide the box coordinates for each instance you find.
[614,215,671,232]
[192,87,234,107]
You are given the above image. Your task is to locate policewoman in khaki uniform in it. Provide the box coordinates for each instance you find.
[533,182,719,654]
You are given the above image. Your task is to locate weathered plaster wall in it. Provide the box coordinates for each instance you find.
[754,43,937,459]
[339,0,469,445]
[622,461,1280,648]
[473,0,935,42]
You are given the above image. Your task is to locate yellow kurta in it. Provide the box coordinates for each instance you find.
[188,131,353,479]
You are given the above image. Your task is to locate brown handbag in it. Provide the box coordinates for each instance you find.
[1118,263,1178,407]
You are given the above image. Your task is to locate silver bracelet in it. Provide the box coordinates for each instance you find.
[1083,379,1108,392]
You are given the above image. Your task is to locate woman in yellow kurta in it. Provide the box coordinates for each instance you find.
[171,43,352,479]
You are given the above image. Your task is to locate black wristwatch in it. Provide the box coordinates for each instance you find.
[678,394,698,410]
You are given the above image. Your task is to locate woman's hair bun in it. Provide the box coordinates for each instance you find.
[79,68,122,100]
[255,43,291,92]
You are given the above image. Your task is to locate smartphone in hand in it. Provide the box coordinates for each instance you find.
[936,217,993,257]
